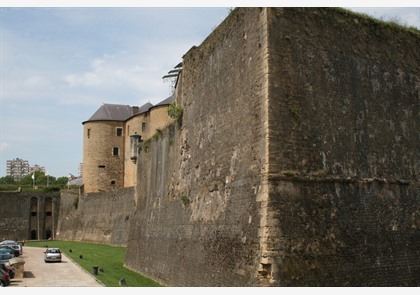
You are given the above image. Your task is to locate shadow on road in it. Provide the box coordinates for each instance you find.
[23,271,35,278]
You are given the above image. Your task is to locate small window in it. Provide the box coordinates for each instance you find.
[87,128,91,139]
[46,212,52,217]
[116,128,123,136]
[98,165,105,168]
[142,123,146,132]
[31,212,37,217]
[113,147,119,156]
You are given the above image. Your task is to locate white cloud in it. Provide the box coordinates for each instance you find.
[1,6,417,177]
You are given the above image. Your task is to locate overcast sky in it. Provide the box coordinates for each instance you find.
[0,2,419,178]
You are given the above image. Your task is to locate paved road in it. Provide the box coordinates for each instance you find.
[9,246,103,287]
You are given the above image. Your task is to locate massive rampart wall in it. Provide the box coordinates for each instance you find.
[56,187,135,246]
[124,8,419,286]
[125,8,269,286]
[265,8,419,286]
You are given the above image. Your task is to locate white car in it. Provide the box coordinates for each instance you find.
[44,248,62,263]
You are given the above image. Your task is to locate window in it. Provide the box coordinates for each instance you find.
[142,123,146,132]
[46,212,52,217]
[113,147,119,156]
[116,128,123,136]
[87,128,91,139]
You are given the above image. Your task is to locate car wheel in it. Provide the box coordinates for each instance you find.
[0,280,5,287]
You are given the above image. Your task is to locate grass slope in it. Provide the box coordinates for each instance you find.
[26,240,162,287]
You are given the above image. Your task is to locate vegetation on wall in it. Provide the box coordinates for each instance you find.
[290,107,299,119]
[335,7,419,35]
[181,195,191,206]
[168,102,183,125]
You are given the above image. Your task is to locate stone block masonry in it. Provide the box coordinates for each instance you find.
[4,7,417,287]
[0,191,60,241]
[264,8,419,286]
[56,187,136,246]
[125,8,419,286]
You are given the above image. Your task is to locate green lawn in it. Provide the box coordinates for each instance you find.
[25,240,162,287]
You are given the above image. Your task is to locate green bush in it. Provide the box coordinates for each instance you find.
[167,102,183,124]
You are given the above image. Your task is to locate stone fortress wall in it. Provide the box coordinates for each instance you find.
[124,8,419,286]
[0,192,60,242]
[1,7,418,287]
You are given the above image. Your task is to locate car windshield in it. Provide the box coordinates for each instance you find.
[47,249,60,253]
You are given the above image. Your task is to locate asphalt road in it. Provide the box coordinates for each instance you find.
[9,246,103,287]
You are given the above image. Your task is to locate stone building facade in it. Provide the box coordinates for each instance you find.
[82,95,174,193]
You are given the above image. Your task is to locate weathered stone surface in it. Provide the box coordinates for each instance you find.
[56,187,135,246]
[0,191,60,241]
[2,7,418,287]
[125,8,419,286]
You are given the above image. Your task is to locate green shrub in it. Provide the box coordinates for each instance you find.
[168,102,183,124]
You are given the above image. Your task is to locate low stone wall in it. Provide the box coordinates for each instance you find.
[56,187,136,246]
[0,191,60,241]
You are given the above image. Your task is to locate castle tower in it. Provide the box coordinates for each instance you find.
[82,104,132,193]
[124,102,153,187]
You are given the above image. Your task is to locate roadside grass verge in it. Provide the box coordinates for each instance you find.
[25,240,162,287]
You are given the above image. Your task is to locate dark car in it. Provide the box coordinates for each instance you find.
[0,246,18,258]
[0,248,15,258]
[0,240,21,257]
[0,262,14,280]
[0,268,10,287]
[0,254,13,264]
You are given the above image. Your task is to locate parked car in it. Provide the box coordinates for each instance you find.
[44,248,62,263]
[0,241,22,256]
[0,240,16,246]
[0,246,18,257]
[9,244,21,257]
[0,268,10,287]
[0,248,15,258]
[0,262,15,279]
[0,254,13,264]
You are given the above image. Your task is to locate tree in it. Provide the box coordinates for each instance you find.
[55,177,69,187]
[18,171,47,186]
[0,176,16,185]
